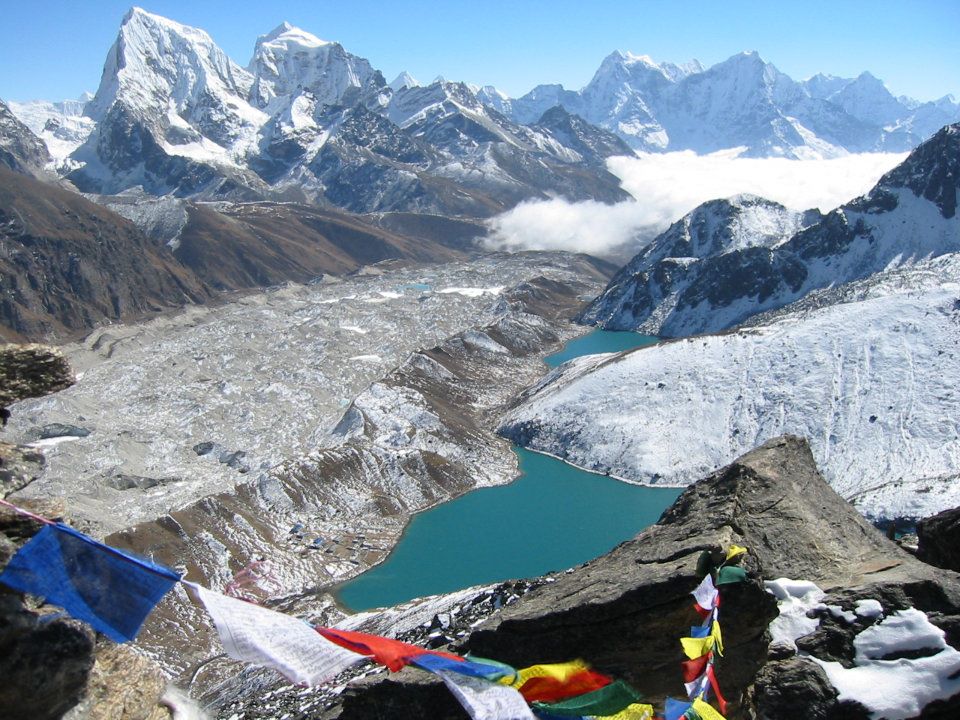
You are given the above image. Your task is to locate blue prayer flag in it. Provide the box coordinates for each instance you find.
[665,697,693,720]
[0,523,180,642]
[411,652,515,681]
[689,625,711,638]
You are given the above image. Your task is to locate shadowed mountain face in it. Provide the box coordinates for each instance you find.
[168,202,465,292]
[0,165,211,341]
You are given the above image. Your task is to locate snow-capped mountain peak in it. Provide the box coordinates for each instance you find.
[248,23,381,109]
[89,6,256,122]
[68,7,270,195]
[389,71,420,92]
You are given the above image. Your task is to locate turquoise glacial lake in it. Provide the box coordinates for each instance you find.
[335,329,676,611]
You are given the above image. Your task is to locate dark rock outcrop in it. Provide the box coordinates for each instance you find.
[917,506,960,572]
[531,105,635,165]
[0,344,73,413]
[744,658,840,720]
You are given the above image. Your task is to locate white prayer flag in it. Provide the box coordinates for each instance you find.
[692,574,718,610]
[436,669,536,720]
[191,584,364,686]
[685,672,709,699]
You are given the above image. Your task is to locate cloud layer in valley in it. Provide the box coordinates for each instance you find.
[485,150,907,258]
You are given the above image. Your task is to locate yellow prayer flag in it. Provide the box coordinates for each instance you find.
[680,635,715,660]
[591,702,655,719]
[725,545,747,561]
[692,697,727,720]
[711,620,724,656]
[507,659,589,687]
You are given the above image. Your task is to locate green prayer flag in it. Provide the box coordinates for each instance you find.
[532,679,643,717]
[716,566,748,585]
[683,709,704,720]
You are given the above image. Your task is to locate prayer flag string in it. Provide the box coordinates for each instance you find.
[672,545,749,720]
[0,500,751,720]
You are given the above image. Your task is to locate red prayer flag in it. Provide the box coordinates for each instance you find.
[316,627,464,672]
[707,665,728,715]
[680,654,710,683]
[693,603,712,620]
[518,668,613,703]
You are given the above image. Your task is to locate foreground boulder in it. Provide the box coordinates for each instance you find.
[320,436,960,719]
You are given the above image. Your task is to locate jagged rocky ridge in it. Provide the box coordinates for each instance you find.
[0,99,51,176]
[581,123,960,336]
[214,436,960,719]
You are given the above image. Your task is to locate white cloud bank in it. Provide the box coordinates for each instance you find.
[485,150,907,258]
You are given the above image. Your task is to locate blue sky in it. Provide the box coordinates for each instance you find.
[1,0,957,103]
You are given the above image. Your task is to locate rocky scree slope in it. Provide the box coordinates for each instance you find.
[581,123,960,336]
[0,164,213,342]
[287,436,960,719]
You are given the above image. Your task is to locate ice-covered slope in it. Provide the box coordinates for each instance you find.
[248,22,384,110]
[501,253,960,520]
[582,123,960,335]
[0,99,51,175]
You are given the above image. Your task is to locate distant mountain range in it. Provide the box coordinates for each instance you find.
[483,51,960,157]
[1,7,958,343]
[4,7,959,215]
